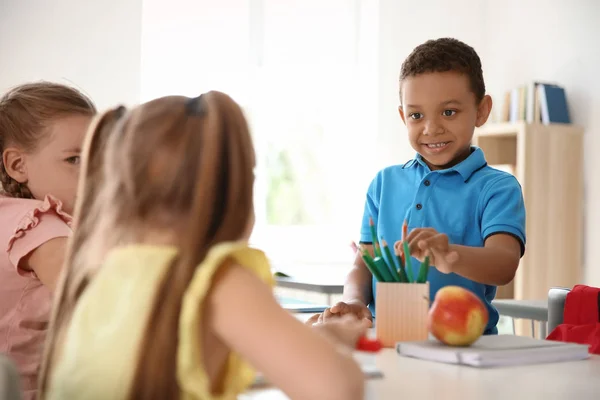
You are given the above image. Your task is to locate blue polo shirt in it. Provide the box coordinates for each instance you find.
[360,146,526,334]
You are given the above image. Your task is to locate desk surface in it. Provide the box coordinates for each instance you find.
[242,348,600,399]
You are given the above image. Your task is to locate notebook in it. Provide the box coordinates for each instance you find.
[396,335,590,368]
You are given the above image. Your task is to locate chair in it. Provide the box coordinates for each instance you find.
[0,354,22,400]
[547,287,571,333]
[493,287,572,338]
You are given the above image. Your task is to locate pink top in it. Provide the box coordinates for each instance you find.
[0,195,72,400]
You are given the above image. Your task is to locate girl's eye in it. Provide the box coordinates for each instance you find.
[66,156,81,165]
[409,112,423,120]
[443,110,457,117]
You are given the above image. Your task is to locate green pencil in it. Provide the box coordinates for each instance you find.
[361,253,385,281]
[373,257,395,282]
[381,240,402,282]
[360,247,385,281]
[393,240,409,282]
[395,257,409,283]
[402,240,414,283]
[369,216,382,258]
[416,255,430,283]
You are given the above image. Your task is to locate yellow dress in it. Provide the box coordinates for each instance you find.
[47,242,274,400]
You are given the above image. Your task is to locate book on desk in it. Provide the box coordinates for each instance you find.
[396,335,589,368]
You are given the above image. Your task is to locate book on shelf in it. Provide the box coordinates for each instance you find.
[500,81,571,125]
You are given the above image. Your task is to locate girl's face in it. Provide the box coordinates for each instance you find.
[23,115,92,215]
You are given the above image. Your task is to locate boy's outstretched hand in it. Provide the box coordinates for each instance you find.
[305,300,372,327]
[395,227,460,274]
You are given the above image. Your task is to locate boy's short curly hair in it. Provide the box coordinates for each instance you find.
[399,38,485,104]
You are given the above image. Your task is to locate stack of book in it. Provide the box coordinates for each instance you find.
[499,81,571,125]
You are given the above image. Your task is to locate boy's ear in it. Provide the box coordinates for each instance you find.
[475,95,493,127]
[398,106,407,125]
[2,148,28,184]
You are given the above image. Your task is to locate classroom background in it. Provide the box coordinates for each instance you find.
[1,0,599,334]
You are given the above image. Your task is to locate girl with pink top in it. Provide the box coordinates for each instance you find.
[0,82,96,399]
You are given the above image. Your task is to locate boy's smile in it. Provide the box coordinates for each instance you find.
[398,71,492,170]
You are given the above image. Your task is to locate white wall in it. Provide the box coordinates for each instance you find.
[0,0,143,110]
[375,0,487,168]
[481,0,600,285]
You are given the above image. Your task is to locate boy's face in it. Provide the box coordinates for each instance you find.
[398,71,492,170]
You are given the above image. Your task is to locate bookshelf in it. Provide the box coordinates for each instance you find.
[473,122,584,302]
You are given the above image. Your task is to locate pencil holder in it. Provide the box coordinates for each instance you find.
[375,282,430,347]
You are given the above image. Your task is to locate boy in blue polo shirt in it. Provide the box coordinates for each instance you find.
[311,38,525,334]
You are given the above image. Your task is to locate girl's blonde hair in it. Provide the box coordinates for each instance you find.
[0,81,96,197]
[39,92,257,399]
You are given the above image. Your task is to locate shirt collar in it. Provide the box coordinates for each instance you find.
[402,146,487,182]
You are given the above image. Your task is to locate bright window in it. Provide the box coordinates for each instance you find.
[141,0,380,274]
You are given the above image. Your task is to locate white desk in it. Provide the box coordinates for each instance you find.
[242,348,600,399]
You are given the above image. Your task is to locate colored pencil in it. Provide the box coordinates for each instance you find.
[374,242,382,260]
[359,247,385,282]
[417,255,430,283]
[373,257,395,282]
[381,240,402,282]
[402,240,414,283]
[369,216,382,258]
[394,244,410,283]
[401,220,408,268]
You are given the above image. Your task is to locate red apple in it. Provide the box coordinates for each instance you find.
[428,286,489,346]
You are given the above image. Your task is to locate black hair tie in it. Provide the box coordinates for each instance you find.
[185,94,207,116]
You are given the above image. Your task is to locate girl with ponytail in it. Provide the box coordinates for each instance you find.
[40,92,366,400]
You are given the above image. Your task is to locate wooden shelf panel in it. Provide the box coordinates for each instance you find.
[472,122,584,304]
[475,122,523,137]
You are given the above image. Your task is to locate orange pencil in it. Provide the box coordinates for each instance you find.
[401,220,408,274]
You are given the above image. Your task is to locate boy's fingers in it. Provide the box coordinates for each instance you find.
[429,246,447,270]
[404,228,422,243]
[394,240,403,255]
[305,313,321,325]
[423,233,448,251]
[321,308,336,322]
[405,227,436,244]
[446,250,460,264]
[329,302,348,314]
[408,230,432,254]
[360,307,373,320]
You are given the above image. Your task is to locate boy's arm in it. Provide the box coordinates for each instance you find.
[450,234,521,286]
[344,172,381,308]
[341,246,374,306]
[451,175,525,286]
[409,175,525,286]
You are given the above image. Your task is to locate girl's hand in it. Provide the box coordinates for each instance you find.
[395,228,460,274]
[306,301,372,326]
[310,314,371,350]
